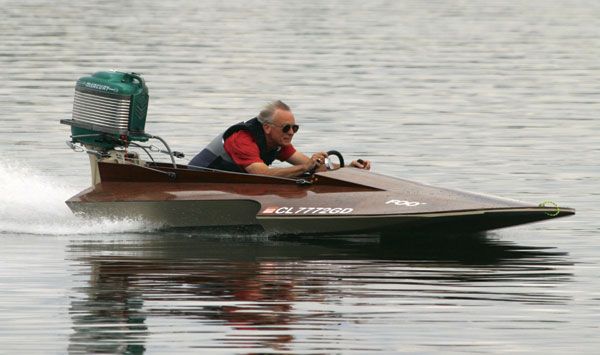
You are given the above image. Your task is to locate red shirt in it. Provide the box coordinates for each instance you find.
[223,130,296,170]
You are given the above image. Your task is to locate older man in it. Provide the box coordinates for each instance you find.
[189,100,371,177]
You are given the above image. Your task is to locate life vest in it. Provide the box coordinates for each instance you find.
[188,117,281,172]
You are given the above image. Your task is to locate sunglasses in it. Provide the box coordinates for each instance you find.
[270,123,299,133]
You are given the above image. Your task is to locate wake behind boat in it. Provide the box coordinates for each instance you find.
[60,71,574,236]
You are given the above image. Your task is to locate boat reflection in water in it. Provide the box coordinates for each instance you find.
[67,233,572,354]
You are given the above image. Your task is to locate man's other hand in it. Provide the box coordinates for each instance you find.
[350,159,371,170]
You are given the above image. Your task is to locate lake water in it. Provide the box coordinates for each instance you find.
[1,0,599,353]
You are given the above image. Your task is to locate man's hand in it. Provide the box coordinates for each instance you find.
[303,152,328,172]
[350,159,371,170]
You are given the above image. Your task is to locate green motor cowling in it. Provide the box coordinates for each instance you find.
[61,71,149,149]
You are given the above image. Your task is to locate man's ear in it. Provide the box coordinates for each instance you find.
[263,123,272,134]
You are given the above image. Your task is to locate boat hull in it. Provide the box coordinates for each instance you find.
[65,162,575,236]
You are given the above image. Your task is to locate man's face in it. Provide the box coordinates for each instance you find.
[263,109,297,147]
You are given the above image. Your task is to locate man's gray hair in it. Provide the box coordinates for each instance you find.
[257,100,290,124]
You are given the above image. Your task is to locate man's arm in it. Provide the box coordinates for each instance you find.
[245,151,326,177]
[245,151,371,177]
[286,151,324,166]
[288,151,371,171]
[244,161,309,177]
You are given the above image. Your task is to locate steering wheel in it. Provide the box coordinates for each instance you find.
[325,150,345,169]
[304,150,345,177]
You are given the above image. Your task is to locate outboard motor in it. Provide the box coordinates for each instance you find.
[61,71,181,184]
[61,71,149,149]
